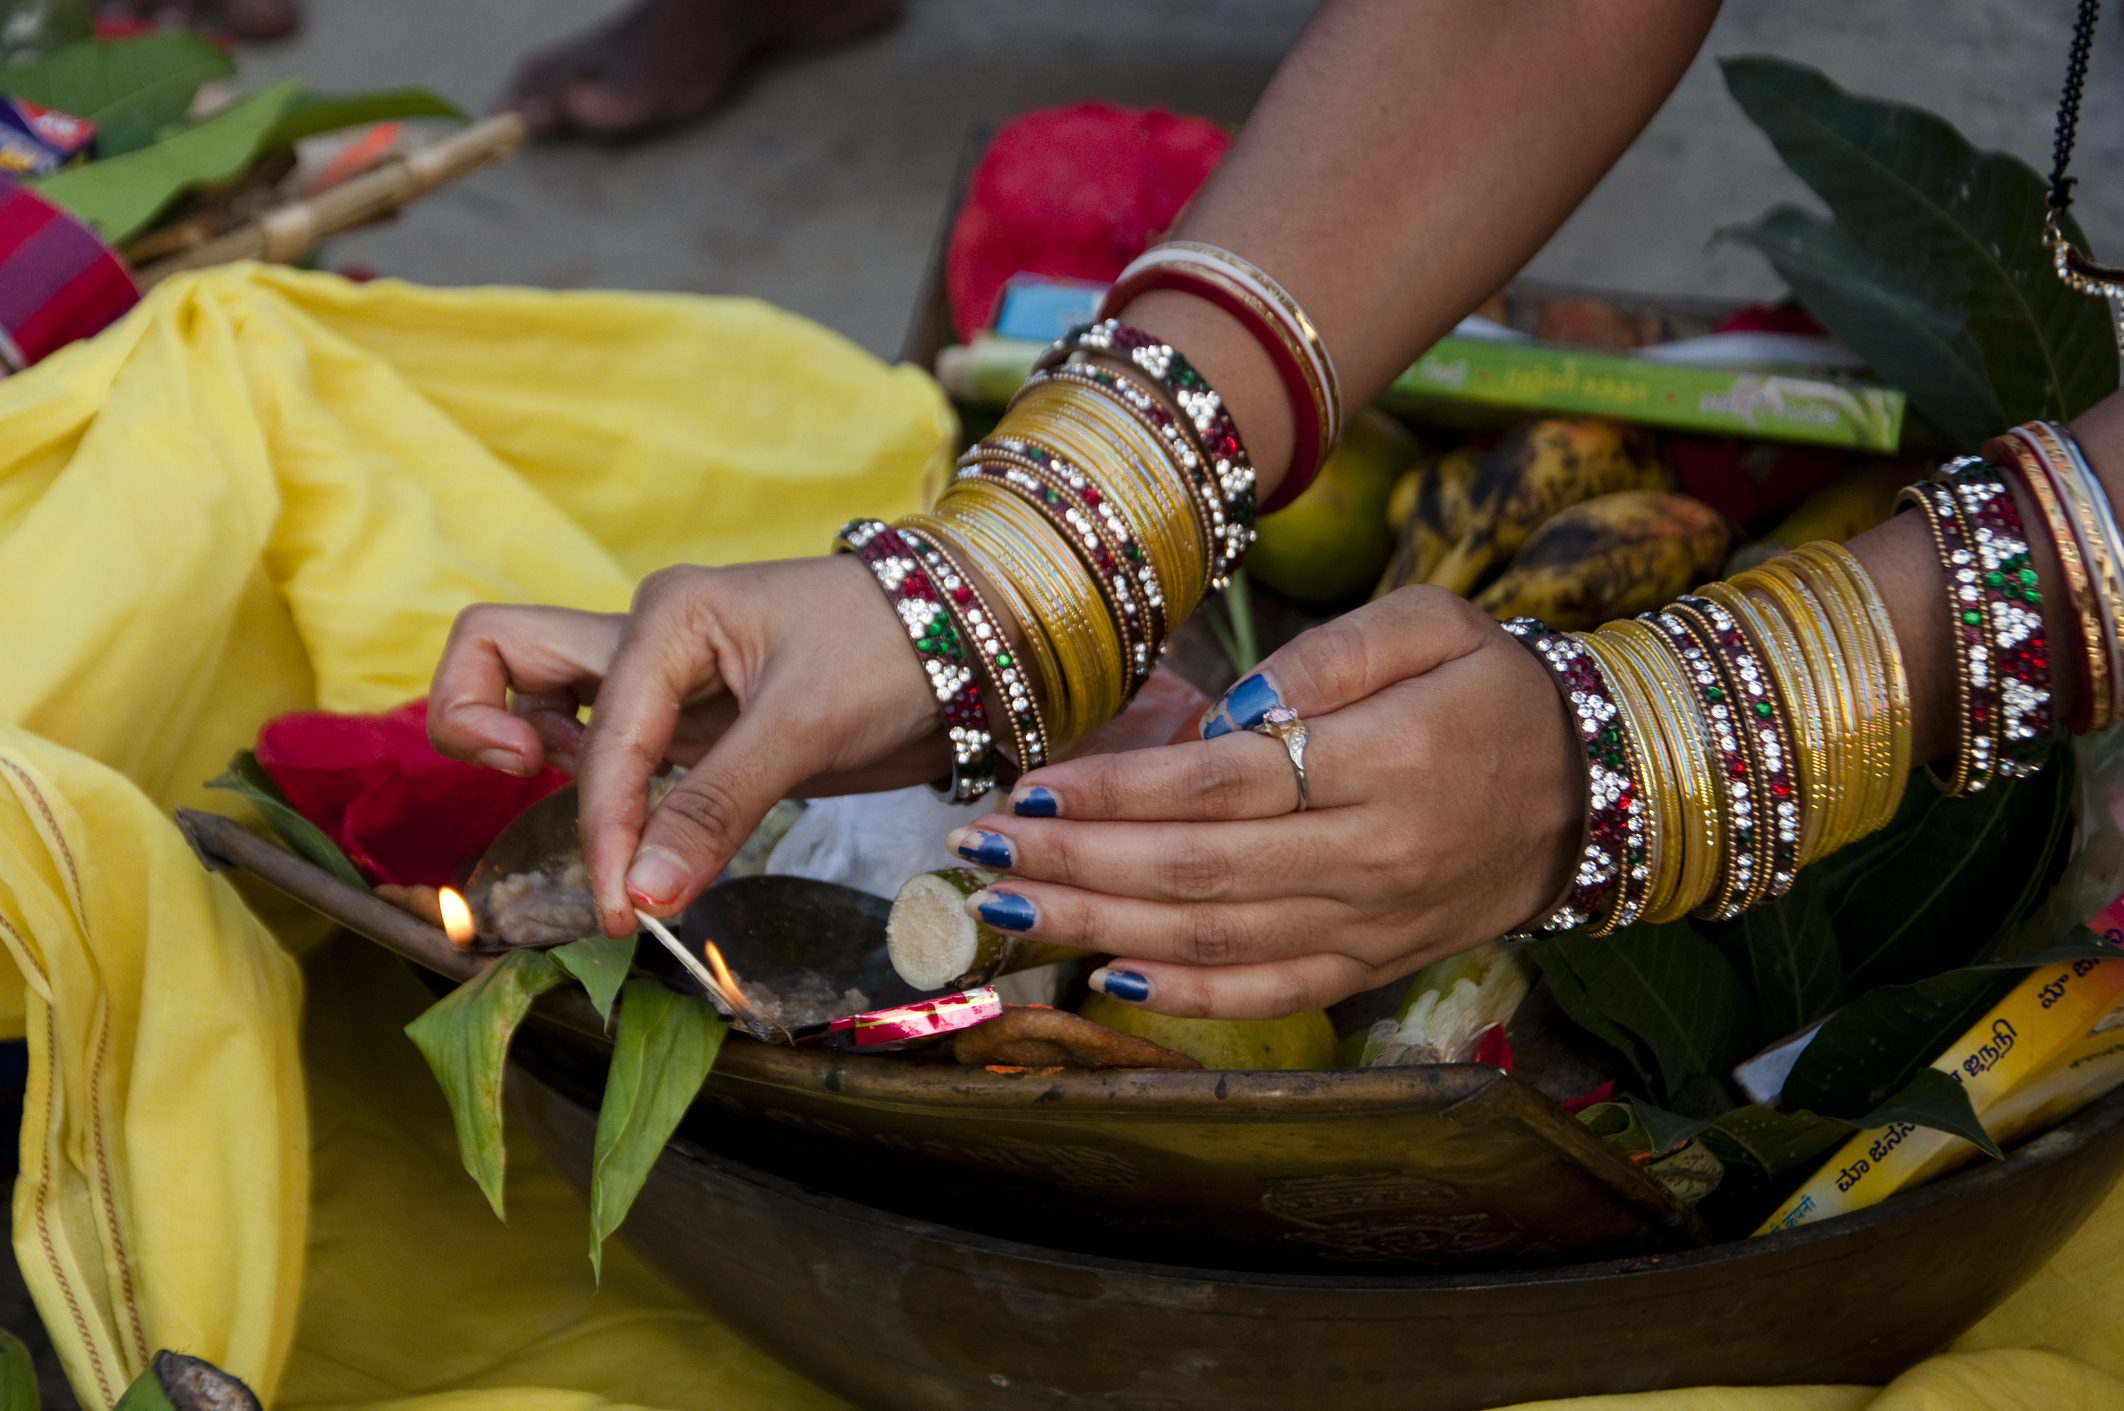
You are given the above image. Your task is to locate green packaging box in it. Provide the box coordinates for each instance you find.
[1387,336,1904,452]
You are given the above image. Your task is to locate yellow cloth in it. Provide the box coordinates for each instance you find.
[0,261,2119,1411]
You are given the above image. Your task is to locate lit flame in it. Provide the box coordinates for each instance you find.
[703,941,750,1017]
[438,887,475,949]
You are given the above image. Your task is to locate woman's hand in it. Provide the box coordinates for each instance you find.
[427,556,950,936]
[941,588,1583,1018]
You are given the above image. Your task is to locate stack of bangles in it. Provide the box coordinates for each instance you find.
[1505,420,2115,938]
[836,241,1341,802]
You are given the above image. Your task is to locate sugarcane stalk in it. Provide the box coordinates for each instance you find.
[888,868,1088,991]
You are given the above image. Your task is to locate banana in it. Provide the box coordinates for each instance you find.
[1471,490,1729,629]
[1762,458,1916,548]
[1373,444,1480,598]
[1423,418,1669,596]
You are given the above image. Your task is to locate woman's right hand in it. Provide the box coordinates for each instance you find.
[426,555,953,936]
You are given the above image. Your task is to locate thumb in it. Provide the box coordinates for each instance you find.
[1198,585,1496,737]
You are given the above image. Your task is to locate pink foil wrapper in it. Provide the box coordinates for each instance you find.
[830,987,1002,1045]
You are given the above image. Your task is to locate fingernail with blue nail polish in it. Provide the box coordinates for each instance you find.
[973,890,1038,933]
[1201,672,1281,739]
[1011,786,1060,817]
[1091,967,1152,1004]
[949,828,1015,869]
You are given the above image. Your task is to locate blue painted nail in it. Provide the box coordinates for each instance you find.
[1201,672,1281,739]
[974,890,1038,933]
[1011,786,1060,817]
[952,828,1015,869]
[1096,968,1152,1004]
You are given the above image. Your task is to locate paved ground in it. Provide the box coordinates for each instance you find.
[239,0,2124,361]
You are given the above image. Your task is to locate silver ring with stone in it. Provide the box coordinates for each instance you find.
[1248,706,1310,812]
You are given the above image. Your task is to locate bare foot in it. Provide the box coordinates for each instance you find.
[96,0,298,41]
[499,0,903,138]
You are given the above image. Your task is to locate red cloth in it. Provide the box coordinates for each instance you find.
[0,178,137,370]
[255,700,569,887]
[1713,303,1827,338]
[946,102,1228,342]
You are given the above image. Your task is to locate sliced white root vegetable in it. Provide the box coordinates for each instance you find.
[887,868,1091,991]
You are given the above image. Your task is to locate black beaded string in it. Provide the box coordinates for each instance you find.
[2050,0,2103,213]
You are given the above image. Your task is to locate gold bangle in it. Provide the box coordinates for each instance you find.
[1573,630,1669,936]
[1742,563,1864,854]
[1603,620,1723,921]
[902,512,1068,742]
[1757,556,1886,844]
[1791,542,1913,835]
[937,487,1126,745]
[2016,422,2124,730]
[1699,580,1833,868]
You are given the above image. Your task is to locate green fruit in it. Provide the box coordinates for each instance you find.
[1078,992,1338,1070]
[1246,408,1420,605]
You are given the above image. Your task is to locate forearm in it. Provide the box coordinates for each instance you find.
[1116,0,1720,497]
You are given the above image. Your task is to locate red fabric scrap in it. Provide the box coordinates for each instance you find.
[1561,1080,1619,1115]
[1713,302,1827,338]
[945,102,1229,342]
[1470,1022,1514,1072]
[255,700,568,887]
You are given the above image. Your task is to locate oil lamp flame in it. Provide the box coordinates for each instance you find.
[438,887,475,948]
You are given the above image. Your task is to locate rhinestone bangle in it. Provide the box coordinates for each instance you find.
[1898,482,1998,796]
[1643,610,1765,920]
[1937,456,2053,777]
[834,519,1000,803]
[1673,593,1801,901]
[893,523,1052,775]
[1500,618,1649,937]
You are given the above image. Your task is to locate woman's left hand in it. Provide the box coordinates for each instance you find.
[940,587,1585,1018]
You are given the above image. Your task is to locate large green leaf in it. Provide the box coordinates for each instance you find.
[206,748,369,890]
[0,1328,36,1411]
[259,86,466,150]
[0,0,90,68]
[1526,938,1655,1091]
[404,949,568,1221]
[34,76,300,241]
[1539,921,1758,1115]
[549,933,635,1029]
[588,979,725,1278]
[1723,204,2006,449]
[1816,752,2069,995]
[1722,56,2119,429]
[0,34,233,156]
[1856,1065,2001,1159]
[1781,965,2012,1118]
[1703,868,1841,1039]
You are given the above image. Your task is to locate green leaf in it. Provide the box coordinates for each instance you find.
[0,34,233,157]
[205,748,369,890]
[404,950,568,1221]
[1526,938,1655,1091]
[1721,56,2120,429]
[1629,1097,1715,1157]
[1539,920,1757,1115]
[0,1328,39,1411]
[1702,1103,1853,1179]
[589,979,726,1279]
[1722,205,2006,448]
[1856,1065,2002,1160]
[1781,965,2013,1118]
[0,0,92,68]
[549,934,635,1028]
[258,86,466,150]
[1973,924,2124,970]
[1703,868,1841,1039]
[1816,753,2069,994]
[33,76,300,242]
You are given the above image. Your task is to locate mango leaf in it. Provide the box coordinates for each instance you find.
[0,0,91,67]
[1722,56,2119,429]
[588,979,725,1279]
[549,934,635,1028]
[0,1328,36,1411]
[1627,1098,1713,1157]
[206,748,368,890]
[404,950,568,1221]
[1816,752,2069,994]
[1974,924,2124,970]
[1703,1103,1852,1178]
[259,86,466,149]
[1723,204,2005,449]
[1525,939,1655,1092]
[34,76,300,241]
[1855,1065,2001,1159]
[1537,921,1757,1115]
[0,34,233,156]
[1702,868,1841,1038]
[1781,966,2012,1118]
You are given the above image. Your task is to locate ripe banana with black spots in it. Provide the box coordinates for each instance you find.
[1374,445,1479,598]
[1423,418,1669,596]
[1471,490,1729,629]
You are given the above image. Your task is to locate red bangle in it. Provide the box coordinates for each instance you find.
[1937,455,2053,776]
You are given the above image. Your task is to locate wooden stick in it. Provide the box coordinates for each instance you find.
[134,114,526,289]
[173,807,610,1043]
